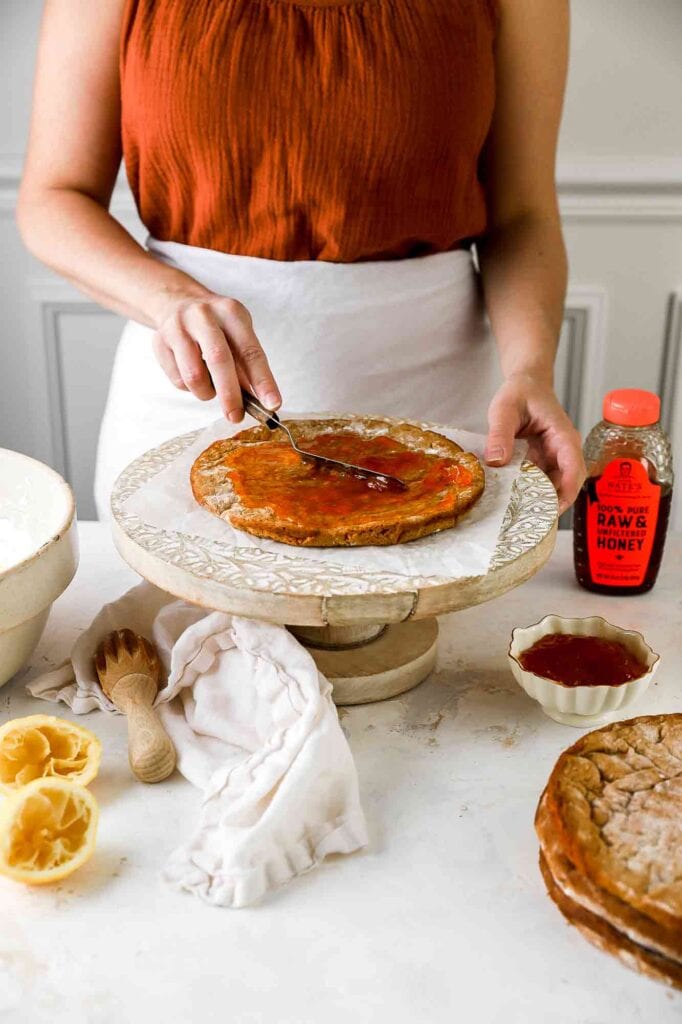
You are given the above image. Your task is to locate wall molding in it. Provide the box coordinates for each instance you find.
[556,304,586,427]
[41,299,114,482]
[0,155,22,213]
[0,157,140,219]
[554,286,609,530]
[3,154,682,220]
[659,289,682,531]
[660,288,682,437]
[26,277,121,475]
[562,287,609,434]
[556,157,682,189]
[557,158,682,221]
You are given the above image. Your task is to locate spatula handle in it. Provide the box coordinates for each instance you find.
[241,387,280,430]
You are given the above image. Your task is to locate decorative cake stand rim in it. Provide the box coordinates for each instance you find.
[110,423,558,626]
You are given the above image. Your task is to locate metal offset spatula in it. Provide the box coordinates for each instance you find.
[240,387,407,491]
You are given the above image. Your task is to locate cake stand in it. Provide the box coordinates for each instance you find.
[111,429,558,705]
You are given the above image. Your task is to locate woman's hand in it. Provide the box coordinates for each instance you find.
[485,373,586,514]
[152,294,281,421]
[475,0,577,513]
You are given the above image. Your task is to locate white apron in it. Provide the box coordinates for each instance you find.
[94,239,501,519]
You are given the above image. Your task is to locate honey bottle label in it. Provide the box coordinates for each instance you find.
[586,459,661,587]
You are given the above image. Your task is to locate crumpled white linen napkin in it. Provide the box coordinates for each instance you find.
[27,581,368,908]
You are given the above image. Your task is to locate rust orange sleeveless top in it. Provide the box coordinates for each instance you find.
[120,0,497,263]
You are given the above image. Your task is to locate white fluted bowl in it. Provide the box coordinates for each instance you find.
[508,614,660,727]
[0,450,78,688]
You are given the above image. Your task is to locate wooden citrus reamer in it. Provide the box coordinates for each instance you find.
[95,628,176,783]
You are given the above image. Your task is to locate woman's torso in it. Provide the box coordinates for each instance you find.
[120,0,497,262]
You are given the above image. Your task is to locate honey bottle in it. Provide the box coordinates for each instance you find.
[573,389,674,595]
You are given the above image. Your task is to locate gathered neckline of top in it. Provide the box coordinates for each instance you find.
[251,0,378,9]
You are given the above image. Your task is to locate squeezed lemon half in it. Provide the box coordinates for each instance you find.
[0,715,102,792]
[0,777,99,885]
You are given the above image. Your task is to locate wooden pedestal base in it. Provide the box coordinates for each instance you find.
[288,618,439,706]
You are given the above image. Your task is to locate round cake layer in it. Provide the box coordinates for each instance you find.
[539,849,682,991]
[542,714,682,933]
[190,417,485,547]
[536,791,682,964]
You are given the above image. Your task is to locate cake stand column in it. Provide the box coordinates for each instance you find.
[288,619,439,706]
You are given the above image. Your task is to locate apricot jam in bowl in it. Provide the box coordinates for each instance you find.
[508,615,660,727]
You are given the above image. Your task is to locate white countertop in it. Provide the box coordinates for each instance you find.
[2,524,681,1024]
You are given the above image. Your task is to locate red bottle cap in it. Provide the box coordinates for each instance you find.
[603,389,660,427]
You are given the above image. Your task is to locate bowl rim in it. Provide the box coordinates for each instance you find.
[0,449,76,582]
[507,613,660,690]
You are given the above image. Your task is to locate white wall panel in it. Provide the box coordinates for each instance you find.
[1,2,42,158]
[559,0,682,161]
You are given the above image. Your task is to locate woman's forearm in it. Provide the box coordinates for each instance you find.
[18,184,281,417]
[17,186,211,327]
[477,208,585,514]
[476,210,568,385]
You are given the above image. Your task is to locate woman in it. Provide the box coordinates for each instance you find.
[18,0,584,519]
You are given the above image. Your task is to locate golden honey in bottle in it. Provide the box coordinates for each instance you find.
[573,389,674,595]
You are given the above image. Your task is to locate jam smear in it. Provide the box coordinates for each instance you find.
[518,633,648,688]
[224,432,474,527]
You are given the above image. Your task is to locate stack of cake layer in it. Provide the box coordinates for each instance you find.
[536,714,682,990]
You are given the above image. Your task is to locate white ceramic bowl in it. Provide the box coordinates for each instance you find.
[508,614,660,727]
[0,449,78,688]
